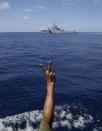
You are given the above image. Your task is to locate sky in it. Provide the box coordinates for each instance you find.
[0,0,102,32]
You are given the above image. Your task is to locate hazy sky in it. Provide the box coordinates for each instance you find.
[0,0,102,32]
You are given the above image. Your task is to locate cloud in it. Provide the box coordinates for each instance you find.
[35,5,46,10]
[25,9,34,12]
[24,16,30,20]
[62,1,76,7]
[26,5,46,12]
[0,1,10,10]
[61,0,81,6]
[61,0,100,6]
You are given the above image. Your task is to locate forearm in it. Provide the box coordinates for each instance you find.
[39,60,56,127]
[42,83,55,127]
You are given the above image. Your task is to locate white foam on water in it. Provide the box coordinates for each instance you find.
[0,110,42,131]
[93,128,98,131]
[93,127,102,131]
[0,105,96,131]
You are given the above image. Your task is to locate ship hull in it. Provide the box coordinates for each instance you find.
[41,29,65,34]
[41,30,77,34]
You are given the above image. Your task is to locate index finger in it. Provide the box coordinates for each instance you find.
[40,64,46,73]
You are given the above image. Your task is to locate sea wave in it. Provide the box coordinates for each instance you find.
[0,105,101,131]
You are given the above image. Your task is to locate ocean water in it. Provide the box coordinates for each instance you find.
[0,32,102,131]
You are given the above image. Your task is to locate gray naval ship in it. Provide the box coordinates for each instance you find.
[40,24,77,34]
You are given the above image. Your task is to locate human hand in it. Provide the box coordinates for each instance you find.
[40,60,56,87]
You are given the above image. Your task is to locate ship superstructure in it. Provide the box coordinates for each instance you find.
[40,24,65,33]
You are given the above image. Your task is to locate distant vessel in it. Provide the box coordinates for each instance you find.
[40,24,77,34]
[40,24,64,33]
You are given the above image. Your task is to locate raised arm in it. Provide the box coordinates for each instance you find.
[40,60,56,127]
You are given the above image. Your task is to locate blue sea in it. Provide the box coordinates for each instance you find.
[0,32,102,131]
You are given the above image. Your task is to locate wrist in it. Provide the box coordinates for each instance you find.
[47,83,55,96]
[47,82,55,88]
